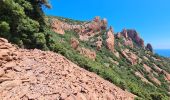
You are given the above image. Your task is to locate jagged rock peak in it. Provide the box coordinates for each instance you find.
[106,26,115,52]
[146,43,153,52]
[121,29,145,48]
[93,16,100,22]
[109,26,114,33]
[122,28,128,38]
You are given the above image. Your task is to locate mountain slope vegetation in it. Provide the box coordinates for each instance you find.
[47,16,170,100]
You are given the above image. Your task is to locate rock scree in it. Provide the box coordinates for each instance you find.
[0,38,135,100]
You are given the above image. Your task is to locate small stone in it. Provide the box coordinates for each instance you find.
[3,62,16,70]
[65,95,76,100]
[76,93,87,100]
[13,66,22,72]
[0,80,22,92]
[60,93,68,99]
[0,68,5,77]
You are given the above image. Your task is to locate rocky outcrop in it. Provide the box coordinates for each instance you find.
[51,19,65,34]
[70,38,79,49]
[116,32,123,39]
[70,38,96,60]
[51,16,107,41]
[106,27,115,52]
[121,49,138,65]
[143,64,152,73]
[0,38,135,100]
[163,71,170,82]
[96,36,103,50]
[121,29,144,48]
[149,74,161,85]
[101,18,108,30]
[123,38,134,48]
[135,72,152,85]
[146,43,153,52]
[122,29,128,38]
[0,38,19,63]
[77,47,96,61]
[153,64,163,73]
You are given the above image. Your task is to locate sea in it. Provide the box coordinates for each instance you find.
[154,49,170,58]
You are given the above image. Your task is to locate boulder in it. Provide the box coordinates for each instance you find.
[77,47,96,61]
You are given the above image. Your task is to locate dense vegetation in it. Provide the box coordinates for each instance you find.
[0,0,53,50]
[0,1,170,100]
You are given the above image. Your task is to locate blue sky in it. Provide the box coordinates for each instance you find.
[44,0,170,49]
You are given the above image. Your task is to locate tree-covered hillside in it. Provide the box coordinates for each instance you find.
[0,0,53,50]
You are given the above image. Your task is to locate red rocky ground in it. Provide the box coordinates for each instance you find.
[0,38,135,100]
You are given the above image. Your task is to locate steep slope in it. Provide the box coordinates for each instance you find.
[47,16,170,100]
[0,38,135,100]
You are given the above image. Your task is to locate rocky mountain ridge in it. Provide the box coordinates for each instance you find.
[48,16,170,99]
[51,16,153,52]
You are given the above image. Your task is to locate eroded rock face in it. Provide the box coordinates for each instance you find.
[146,43,153,52]
[96,36,103,50]
[121,49,138,65]
[122,29,128,38]
[143,64,152,73]
[149,74,161,85]
[77,47,96,61]
[135,72,152,85]
[123,38,134,48]
[106,27,115,52]
[0,37,135,100]
[115,32,123,39]
[70,38,96,60]
[121,29,144,48]
[51,16,108,41]
[163,71,170,81]
[70,38,79,49]
[153,64,163,73]
[51,19,65,34]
